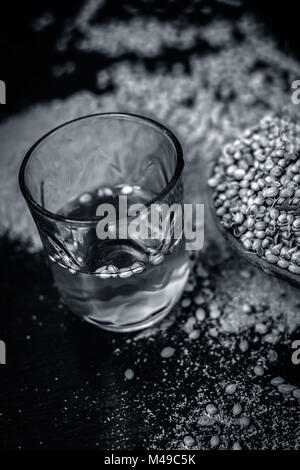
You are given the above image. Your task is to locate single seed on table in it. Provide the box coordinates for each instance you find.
[263,333,279,344]
[209,306,221,319]
[196,265,209,278]
[239,340,249,352]
[254,365,264,376]
[210,435,220,448]
[225,383,237,395]
[232,442,242,450]
[181,298,191,308]
[194,294,205,306]
[183,435,195,447]
[160,347,175,359]
[239,416,250,428]
[124,369,134,380]
[183,317,196,334]
[270,376,284,386]
[195,308,206,322]
[232,403,242,416]
[267,350,278,362]
[209,327,218,338]
[277,383,297,394]
[184,282,194,293]
[206,404,217,415]
[292,389,300,400]
[189,329,200,340]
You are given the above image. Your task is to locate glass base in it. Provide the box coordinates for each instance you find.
[82,304,173,333]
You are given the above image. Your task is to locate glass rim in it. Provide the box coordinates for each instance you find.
[19,112,184,226]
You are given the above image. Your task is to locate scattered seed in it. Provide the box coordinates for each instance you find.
[232,403,242,416]
[210,435,220,448]
[196,265,209,278]
[270,376,285,386]
[278,383,297,395]
[292,389,300,400]
[195,308,206,322]
[239,340,249,352]
[189,329,200,340]
[183,317,196,334]
[160,347,175,359]
[194,294,205,306]
[254,365,264,376]
[263,333,279,344]
[209,327,218,338]
[209,306,221,319]
[239,415,250,427]
[181,298,192,308]
[124,369,134,380]
[267,349,278,362]
[183,435,195,447]
[232,442,242,450]
[225,383,237,395]
[185,282,194,292]
[206,404,217,415]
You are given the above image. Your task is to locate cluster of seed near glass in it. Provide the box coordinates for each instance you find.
[208,115,300,274]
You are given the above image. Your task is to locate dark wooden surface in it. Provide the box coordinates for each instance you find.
[2,236,300,449]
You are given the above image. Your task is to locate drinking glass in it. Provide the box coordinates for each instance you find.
[19,113,189,332]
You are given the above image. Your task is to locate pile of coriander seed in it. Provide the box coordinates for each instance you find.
[208,115,300,275]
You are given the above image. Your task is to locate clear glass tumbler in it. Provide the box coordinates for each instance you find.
[19,113,190,332]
